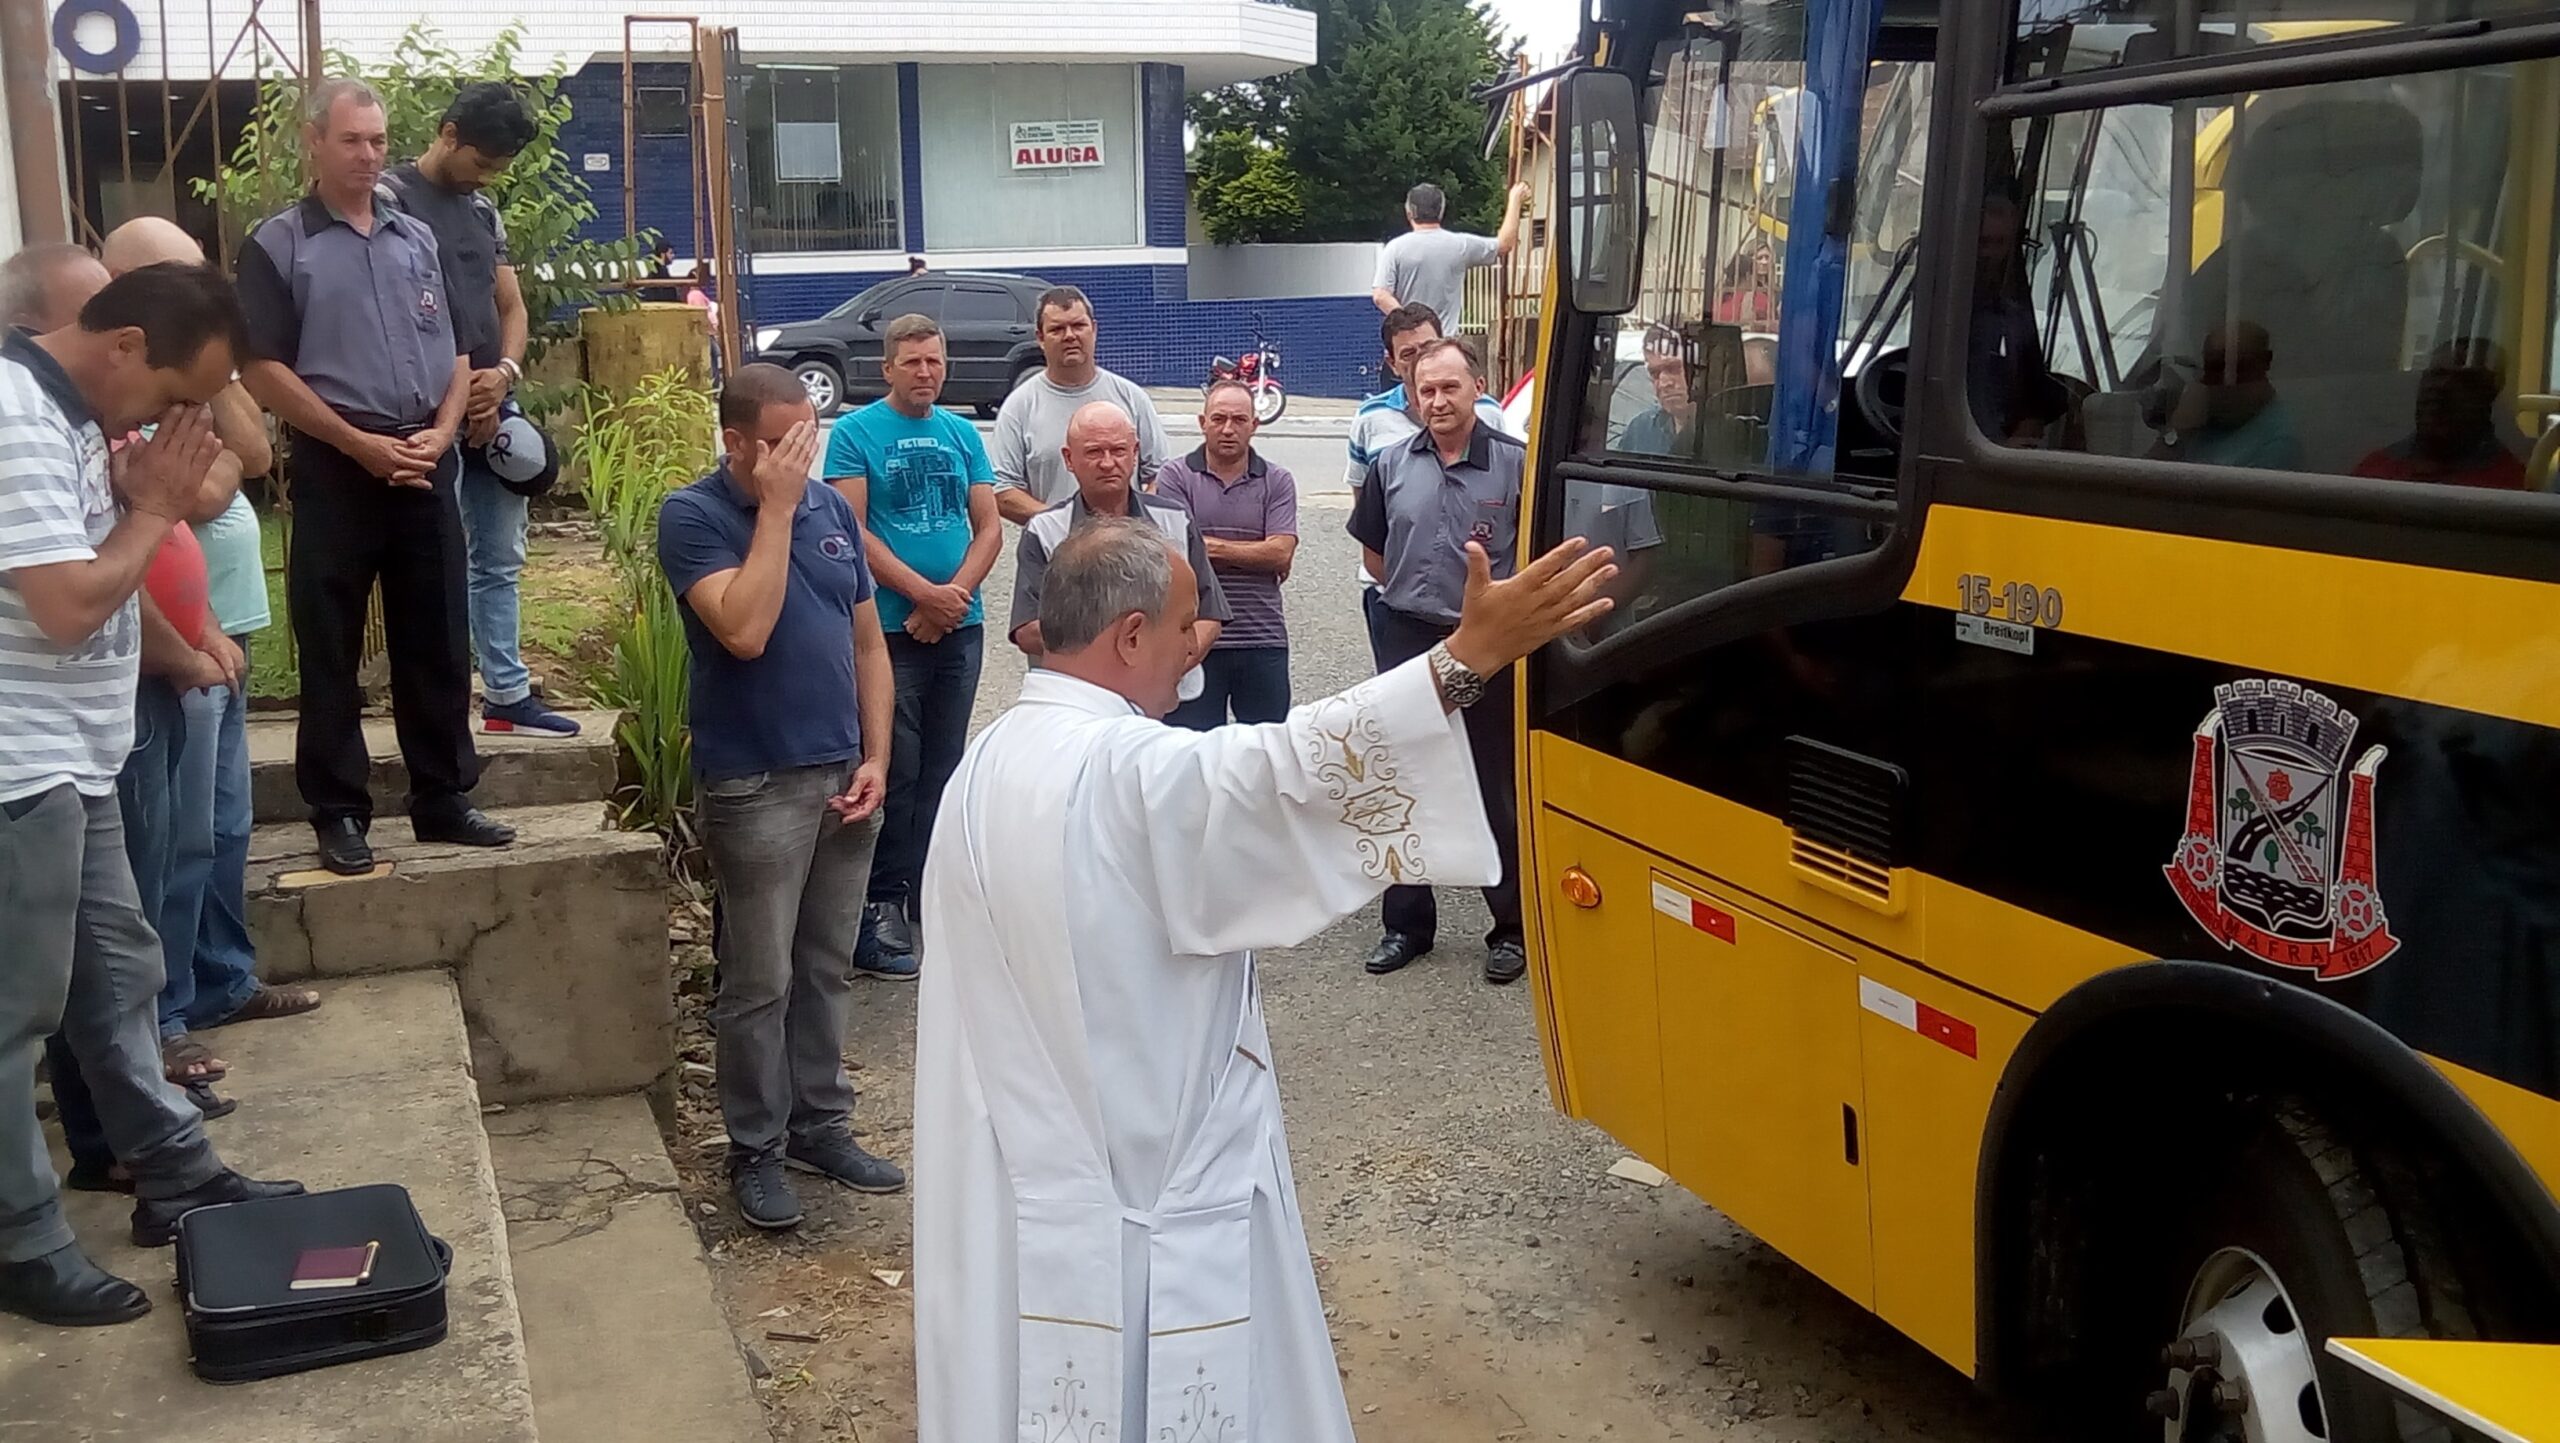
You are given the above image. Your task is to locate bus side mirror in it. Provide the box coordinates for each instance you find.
[1559,67,1644,317]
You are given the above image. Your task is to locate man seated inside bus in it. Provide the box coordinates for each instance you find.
[1620,327,1697,457]
[2351,337,2532,490]
[1969,189,2069,447]
[2145,320,2305,471]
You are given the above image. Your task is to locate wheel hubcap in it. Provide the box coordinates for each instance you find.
[1254,385,1284,423]
[2155,1248,2328,1443]
[800,369,836,410]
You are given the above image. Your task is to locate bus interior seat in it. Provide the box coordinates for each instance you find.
[2185,97,2424,383]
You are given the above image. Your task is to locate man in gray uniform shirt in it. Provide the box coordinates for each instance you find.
[236,78,511,876]
[1370,181,1534,337]
[989,286,1170,524]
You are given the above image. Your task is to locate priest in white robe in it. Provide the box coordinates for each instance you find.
[914,514,1617,1443]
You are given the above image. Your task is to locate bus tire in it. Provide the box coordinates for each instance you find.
[2147,1098,2471,1443]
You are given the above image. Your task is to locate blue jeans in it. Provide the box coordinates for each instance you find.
[871,625,983,907]
[50,678,187,1172]
[458,456,532,706]
[167,649,260,1033]
[1168,646,1292,730]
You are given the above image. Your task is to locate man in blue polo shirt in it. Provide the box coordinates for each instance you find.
[658,364,903,1232]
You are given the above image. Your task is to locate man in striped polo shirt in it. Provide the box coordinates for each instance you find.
[1151,380,1298,727]
[0,264,302,1327]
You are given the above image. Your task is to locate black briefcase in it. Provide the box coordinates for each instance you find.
[174,1183,451,1383]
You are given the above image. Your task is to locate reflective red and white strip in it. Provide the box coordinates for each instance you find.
[1651,882,1736,944]
[1859,977,1978,1059]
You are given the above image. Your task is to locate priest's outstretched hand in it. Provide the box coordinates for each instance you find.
[1443,537,1618,681]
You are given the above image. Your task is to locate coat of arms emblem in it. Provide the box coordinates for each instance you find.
[2164,679,2399,979]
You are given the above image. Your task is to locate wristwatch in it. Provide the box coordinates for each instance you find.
[496,357,523,389]
[1427,641,1489,709]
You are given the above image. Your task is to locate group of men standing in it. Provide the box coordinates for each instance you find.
[662,173,1567,1237]
[0,76,587,1327]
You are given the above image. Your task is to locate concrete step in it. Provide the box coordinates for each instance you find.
[3,973,537,1443]
[486,1097,766,1443]
[248,711,620,825]
[247,804,673,1105]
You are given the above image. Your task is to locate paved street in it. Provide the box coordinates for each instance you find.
[678,453,2044,1442]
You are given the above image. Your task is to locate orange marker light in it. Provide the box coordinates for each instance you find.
[1560,867,1602,909]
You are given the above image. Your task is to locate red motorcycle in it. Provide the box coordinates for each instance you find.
[1204,330,1287,424]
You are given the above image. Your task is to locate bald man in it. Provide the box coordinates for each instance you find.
[98,219,315,1046]
[1008,401,1228,705]
[0,244,109,334]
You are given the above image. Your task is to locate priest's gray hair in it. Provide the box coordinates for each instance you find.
[1040,517,1176,654]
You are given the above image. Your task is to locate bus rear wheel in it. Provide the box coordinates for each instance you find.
[2145,1101,2469,1443]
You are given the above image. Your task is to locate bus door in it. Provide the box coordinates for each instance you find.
[1534,0,1949,1312]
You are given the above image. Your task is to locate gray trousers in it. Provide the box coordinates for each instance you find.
[2,785,221,1262]
[699,760,882,1166]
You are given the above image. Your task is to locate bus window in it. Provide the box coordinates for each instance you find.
[1979,52,2560,495]
[1565,0,1929,628]
[2014,0,2553,78]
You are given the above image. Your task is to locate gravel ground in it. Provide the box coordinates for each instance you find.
[668,457,2046,1442]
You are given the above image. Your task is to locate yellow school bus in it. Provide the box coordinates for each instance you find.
[1519,0,2560,1436]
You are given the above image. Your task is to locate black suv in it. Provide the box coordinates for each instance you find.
[753,270,1051,417]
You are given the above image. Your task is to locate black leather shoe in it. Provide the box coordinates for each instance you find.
[1363,931,1432,976]
[410,806,515,848]
[314,818,373,875]
[65,1158,134,1194]
[132,1170,306,1248]
[0,1243,150,1326]
[1484,939,1528,986]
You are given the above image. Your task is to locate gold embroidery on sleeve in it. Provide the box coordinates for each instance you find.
[1304,686,1425,883]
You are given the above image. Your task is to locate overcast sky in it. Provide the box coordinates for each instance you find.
[1487,0,1581,60]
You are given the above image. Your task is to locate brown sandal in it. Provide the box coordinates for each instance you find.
[161,1033,228,1085]
[210,985,324,1026]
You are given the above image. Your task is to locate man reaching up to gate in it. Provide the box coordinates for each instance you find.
[912,515,1618,1441]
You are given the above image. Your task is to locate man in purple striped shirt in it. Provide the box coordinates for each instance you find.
[1151,380,1298,728]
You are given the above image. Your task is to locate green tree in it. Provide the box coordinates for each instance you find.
[1194,129,1306,244]
[1189,0,1510,243]
[196,22,642,375]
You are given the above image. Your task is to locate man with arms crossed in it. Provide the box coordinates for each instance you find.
[822,313,1001,972]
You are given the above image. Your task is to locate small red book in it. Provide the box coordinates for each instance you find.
[288,1241,380,1291]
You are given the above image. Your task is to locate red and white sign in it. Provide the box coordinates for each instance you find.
[1651,881,1736,944]
[1010,119,1105,171]
[1859,977,1978,1059]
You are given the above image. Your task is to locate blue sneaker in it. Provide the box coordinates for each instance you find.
[852,904,920,980]
[482,697,582,736]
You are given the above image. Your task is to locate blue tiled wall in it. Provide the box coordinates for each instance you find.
[561,62,699,251]
[753,265,1385,398]
[1140,64,1188,251]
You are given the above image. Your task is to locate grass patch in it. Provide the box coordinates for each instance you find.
[518,536,621,703]
[250,511,295,702]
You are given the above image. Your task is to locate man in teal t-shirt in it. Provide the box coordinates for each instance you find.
[821,313,1001,968]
